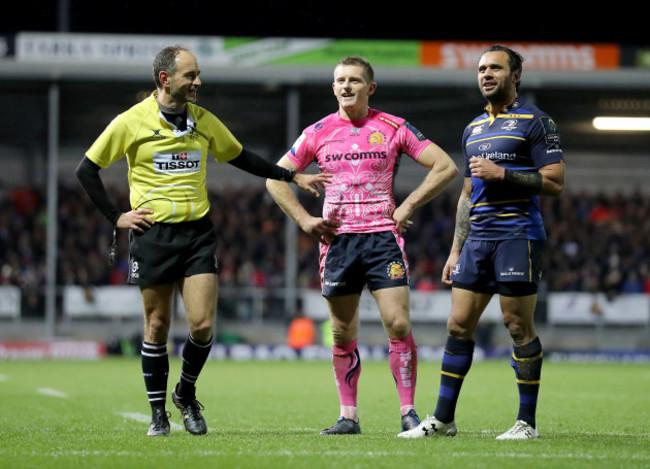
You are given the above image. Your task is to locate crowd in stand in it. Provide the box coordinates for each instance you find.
[540,189,650,296]
[1,182,649,303]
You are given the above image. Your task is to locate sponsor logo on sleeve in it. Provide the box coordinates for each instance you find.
[403,121,427,141]
[540,116,561,146]
[379,116,400,130]
[291,133,306,156]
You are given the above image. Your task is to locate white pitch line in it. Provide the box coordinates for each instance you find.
[39,449,650,462]
[37,388,68,398]
[119,412,184,431]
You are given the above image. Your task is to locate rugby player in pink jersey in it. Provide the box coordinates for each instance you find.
[267,56,458,434]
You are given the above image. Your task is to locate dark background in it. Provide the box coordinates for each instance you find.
[2,2,649,167]
[3,1,647,46]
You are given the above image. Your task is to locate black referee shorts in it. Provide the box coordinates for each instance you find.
[127,217,218,285]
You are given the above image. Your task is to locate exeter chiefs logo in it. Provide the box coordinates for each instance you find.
[368,131,385,146]
[387,261,406,280]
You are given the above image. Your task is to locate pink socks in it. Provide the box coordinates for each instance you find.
[331,340,361,419]
[389,332,418,415]
[331,333,418,419]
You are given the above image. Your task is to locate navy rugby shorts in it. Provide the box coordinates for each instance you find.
[127,217,218,285]
[319,231,410,297]
[450,238,546,296]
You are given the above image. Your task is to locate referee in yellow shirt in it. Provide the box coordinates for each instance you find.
[76,45,330,436]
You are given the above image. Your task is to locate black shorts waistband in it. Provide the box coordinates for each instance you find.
[153,217,213,229]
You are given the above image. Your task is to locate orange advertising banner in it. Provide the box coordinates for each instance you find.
[420,42,620,70]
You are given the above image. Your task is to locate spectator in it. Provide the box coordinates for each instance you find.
[0,184,648,305]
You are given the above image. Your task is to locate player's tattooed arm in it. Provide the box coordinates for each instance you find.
[453,190,471,252]
[442,178,471,285]
[503,169,543,193]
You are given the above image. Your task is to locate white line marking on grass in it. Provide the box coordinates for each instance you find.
[449,452,650,462]
[0,374,6,381]
[160,450,650,462]
[37,388,68,398]
[35,448,650,463]
[483,428,650,438]
[119,412,184,431]
[555,430,650,438]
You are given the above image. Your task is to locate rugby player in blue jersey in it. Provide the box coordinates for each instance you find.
[398,45,565,440]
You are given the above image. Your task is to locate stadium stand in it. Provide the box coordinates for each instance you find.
[1,183,648,305]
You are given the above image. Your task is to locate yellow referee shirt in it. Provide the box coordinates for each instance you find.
[86,91,242,223]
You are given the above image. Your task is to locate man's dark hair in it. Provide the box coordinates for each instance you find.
[152,45,189,88]
[483,45,524,91]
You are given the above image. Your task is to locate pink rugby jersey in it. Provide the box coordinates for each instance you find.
[287,108,432,233]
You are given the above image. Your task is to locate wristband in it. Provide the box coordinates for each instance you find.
[504,168,542,193]
[283,168,296,182]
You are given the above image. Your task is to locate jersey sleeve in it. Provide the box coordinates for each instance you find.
[85,114,130,168]
[205,113,244,163]
[528,115,564,169]
[398,121,432,161]
[461,125,472,177]
[286,131,315,172]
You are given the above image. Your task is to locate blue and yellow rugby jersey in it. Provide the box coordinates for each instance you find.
[462,96,564,240]
[86,91,243,223]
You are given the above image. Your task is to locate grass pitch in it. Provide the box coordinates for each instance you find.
[0,357,648,468]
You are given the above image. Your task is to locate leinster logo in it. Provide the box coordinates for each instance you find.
[501,119,518,131]
[387,261,406,280]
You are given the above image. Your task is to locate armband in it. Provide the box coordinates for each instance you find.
[504,169,542,193]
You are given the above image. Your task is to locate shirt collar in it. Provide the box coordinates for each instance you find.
[485,96,525,115]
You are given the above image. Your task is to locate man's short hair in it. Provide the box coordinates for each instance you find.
[336,56,375,83]
[483,45,524,90]
[153,44,189,88]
